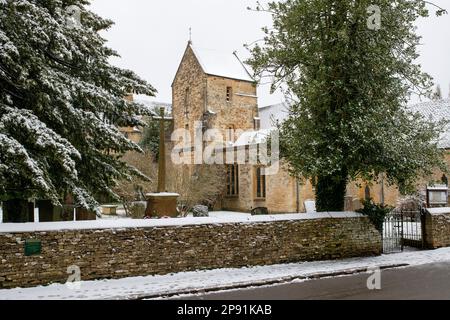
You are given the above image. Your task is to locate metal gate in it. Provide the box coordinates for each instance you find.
[383,207,425,254]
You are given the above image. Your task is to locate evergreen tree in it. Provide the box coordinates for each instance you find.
[139,107,171,161]
[247,0,447,211]
[0,0,155,218]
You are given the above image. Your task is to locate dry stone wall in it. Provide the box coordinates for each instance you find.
[0,215,382,289]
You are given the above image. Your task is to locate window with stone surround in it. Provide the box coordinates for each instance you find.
[226,164,239,196]
[184,88,190,117]
[255,166,266,199]
[226,125,235,143]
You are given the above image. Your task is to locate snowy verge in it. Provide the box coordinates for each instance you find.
[0,211,362,233]
[2,248,450,300]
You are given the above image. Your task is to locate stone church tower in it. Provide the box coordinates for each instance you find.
[169,42,305,213]
[172,42,260,143]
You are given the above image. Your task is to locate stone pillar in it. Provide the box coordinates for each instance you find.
[145,193,180,218]
[145,106,179,218]
[157,107,166,193]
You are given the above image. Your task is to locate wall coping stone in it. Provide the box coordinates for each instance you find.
[0,211,364,234]
[426,207,450,216]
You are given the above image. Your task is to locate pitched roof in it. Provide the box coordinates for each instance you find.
[259,102,290,129]
[233,129,274,147]
[408,99,450,149]
[190,45,254,83]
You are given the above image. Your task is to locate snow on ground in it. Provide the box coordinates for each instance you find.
[0,211,361,233]
[2,247,450,300]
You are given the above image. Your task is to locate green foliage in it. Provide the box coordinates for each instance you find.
[139,108,171,161]
[247,0,448,211]
[140,117,160,160]
[357,199,392,233]
[316,171,348,212]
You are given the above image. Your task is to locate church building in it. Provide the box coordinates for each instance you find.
[168,42,450,214]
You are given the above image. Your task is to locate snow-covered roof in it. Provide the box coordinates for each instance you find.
[233,129,274,147]
[133,96,172,117]
[257,99,450,148]
[190,45,254,83]
[408,99,450,149]
[259,102,290,129]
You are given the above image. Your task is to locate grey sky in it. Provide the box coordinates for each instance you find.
[90,0,450,107]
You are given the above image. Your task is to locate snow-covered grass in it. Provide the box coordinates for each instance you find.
[0,211,361,233]
[2,247,450,300]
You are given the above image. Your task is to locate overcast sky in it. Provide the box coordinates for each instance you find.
[89,0,450,107]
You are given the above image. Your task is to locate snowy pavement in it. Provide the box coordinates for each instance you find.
[2,247,450,300]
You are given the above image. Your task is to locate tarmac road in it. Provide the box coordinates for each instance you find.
[185,262,450,300]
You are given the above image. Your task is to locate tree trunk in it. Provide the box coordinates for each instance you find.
[3,199,32,223]
[315,169,348,212]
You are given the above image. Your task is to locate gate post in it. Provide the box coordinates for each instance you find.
[400,211,404,252]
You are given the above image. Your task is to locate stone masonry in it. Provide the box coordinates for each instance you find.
[424,210,450,249]
[0,215,381,289]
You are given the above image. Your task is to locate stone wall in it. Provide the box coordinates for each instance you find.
[0,214,381,289]
[424,210,450,249]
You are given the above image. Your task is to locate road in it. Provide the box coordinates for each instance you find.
[183,262,450,300]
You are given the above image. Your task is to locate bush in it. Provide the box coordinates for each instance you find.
[356,199,392,233]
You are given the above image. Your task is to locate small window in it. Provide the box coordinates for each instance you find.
[227,164,239,196]
[184,124,190,145]
[255,167,266,199]
[184,88,190,116]
[254,118,261,130]
[226,87,232,102]
[226,125,235,143]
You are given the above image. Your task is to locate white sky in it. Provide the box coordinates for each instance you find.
[89,0,450,107]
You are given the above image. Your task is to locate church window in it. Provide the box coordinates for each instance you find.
[184,88,190,116]
[255,167,266,199]
[227,164,239,196]
[226,125,235,143]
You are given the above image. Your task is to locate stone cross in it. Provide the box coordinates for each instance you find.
[156,107,168,193]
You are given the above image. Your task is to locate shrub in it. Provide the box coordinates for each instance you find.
[356,199,393,233]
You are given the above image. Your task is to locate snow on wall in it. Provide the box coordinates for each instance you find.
[0,214,381,289]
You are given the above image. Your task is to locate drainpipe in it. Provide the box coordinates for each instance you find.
[296,178,300,213]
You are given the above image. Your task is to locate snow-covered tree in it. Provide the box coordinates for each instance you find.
[0,0,155,219]
[247,0,448,211]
